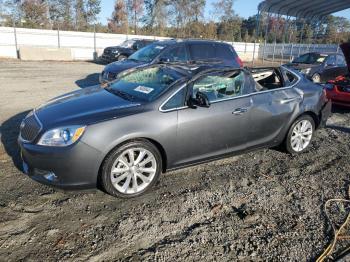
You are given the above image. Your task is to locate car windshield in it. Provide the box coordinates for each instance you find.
[120,40,135,48]
[293,53,327,64]
[129,43,167,62]
[106,67,184,102]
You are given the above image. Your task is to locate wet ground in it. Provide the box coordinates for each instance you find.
[0,60,350,261]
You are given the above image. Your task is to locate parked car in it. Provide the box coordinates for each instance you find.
[99,39,243,83]
[19,63,331,198]
[101,39,156,63]
[285,52,348,83]
[324,43,350,107]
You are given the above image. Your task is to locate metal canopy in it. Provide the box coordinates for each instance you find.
[258,0,350,19]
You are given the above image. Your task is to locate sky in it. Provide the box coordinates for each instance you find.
[98,0,350,25]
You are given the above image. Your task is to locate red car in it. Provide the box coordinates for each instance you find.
[326,43,350,107]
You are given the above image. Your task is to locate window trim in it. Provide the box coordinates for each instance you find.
[159,83,188,112]
[158,66,301,112]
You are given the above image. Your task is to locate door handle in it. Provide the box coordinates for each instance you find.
[232,108,248,115]
[278,97,300,104]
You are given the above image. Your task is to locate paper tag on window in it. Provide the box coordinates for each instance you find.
[134,85,154,94]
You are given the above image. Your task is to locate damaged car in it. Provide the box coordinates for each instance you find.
[325,43,350,108]
[18,63,331,198]
[285,52,348,83]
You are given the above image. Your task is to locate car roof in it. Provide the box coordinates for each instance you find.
[151,38,230,47]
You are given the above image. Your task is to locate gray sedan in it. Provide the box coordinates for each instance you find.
[18,63,331,198]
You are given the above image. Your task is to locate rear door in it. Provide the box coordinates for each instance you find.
[246,68,301,148]
[174,70,253,166]
[322,55,343,81]
[188,42,216,62]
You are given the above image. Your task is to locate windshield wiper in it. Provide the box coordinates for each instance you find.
[105,87,136,101]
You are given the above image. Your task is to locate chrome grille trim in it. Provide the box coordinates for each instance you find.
[19,110,43,143]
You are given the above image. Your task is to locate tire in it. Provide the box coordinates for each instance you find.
[312,73,321,83]
[117,55,127,61]
[100,140,162,198]
[284,115,315,154]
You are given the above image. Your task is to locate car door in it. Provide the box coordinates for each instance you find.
[336,54,349,76]
[246,68,301,149]
[188,42,216,62]
[157,44,189,63]
[174,70,253,166]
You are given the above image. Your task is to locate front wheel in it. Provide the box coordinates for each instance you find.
[284,115,315,154]
[117,55,127,61]
[101,140,162,198]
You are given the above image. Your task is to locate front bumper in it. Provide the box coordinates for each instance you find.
[19,138,103,189]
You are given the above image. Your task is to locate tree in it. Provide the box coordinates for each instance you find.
[144,0,168,36]
[108,0,128,33]
[48,0,74,30]
[85,0,101,24]
[127,0,144,34]
[21,0,50,28]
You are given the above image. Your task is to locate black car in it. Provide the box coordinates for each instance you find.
[101,39,156,63]
[285,52,348,83]
[99,39,243,83]
[19,63,331,198]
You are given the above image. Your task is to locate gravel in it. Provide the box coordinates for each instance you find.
[0,60,350,261]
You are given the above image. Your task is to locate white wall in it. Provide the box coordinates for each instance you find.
[0,26,259,61]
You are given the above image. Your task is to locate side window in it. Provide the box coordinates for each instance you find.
[189,43,216,60]
[337,55,346,66]
[160,45,188,62]
[326,55,336,66]
[215,44,236,61]
[161,88,186,111]
[192,70,247,103]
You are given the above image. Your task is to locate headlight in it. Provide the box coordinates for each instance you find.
[37,125,86,147]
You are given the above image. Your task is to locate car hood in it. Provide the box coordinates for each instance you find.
[104,59,147,74]
[340,42,350,73]
[35,85,140,128]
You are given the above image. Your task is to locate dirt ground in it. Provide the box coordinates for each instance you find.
[1,60,350,261]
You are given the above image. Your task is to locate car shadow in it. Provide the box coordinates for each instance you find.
[75,73,100,88]
[327,125,350,134]
[1,110,30,171]
[332,105,350,114]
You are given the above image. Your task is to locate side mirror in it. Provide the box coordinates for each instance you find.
[195,91,210,108]
[132,44,138,50]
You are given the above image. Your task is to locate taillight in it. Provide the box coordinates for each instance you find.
[236,56,243,67]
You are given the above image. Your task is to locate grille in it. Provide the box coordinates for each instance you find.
[20,113,42,142]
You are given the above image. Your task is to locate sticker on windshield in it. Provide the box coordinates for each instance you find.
[155,45,164,49]
[134,85,154,94]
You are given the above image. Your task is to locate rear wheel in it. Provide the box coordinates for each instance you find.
[284,115,315,154]
[101,140,162,198]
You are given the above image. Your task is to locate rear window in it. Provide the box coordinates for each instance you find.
[189,43,216,60]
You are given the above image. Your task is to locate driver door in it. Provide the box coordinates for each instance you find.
[174,70,253,167]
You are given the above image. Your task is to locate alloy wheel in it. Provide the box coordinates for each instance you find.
[110,147,157,194]
[290,119,313,152]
